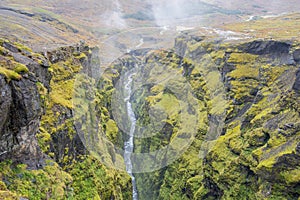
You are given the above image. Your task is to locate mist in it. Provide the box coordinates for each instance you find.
[100,0,127,29]
[148,0,198,26]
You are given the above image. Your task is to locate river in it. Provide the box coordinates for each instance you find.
[123,70,138,200]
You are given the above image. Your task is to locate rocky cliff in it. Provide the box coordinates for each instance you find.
[0,39,48,168]
[0,33,299,199]
[0,39,131,199]
[99,36,299,199]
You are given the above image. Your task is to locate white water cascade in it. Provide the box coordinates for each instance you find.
[123,70,138,200]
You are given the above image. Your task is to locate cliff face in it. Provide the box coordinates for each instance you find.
[0,39,132,199]
[0,39,49,168]
[0,39,92,168]
[115,36,299,199]
[196,39,300,199]
[0,33,299,199]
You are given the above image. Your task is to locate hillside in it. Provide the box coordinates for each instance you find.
[0,1,299,200]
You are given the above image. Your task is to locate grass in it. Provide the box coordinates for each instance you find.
[223,13,300,41]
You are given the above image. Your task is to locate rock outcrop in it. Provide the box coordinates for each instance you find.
[0,40,47,168]
[130,37,300,200]
[0,35,299,200]
[0,39,132,200]
[293,68,300,93]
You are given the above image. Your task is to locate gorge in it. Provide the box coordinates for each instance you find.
[0,1,300,200]
[124,69,139,200]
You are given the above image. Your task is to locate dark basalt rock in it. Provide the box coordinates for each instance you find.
[0,41,96,168]
[0,41,54,168]
[0,74,44,168]
[174,34,205,58]
[239,40,294,65]
[174,35,189,57]
[48,105,86,164]
[11,52,52,89]
[2,41,19,53]
[293,49,300,63]
[240,40,291,55]
[293,68,300,93]
[0,75,12,137]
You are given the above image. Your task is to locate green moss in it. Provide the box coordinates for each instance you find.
[50,79,74,108]
[0,160,73,200]
[261,64,289,85]
[75,52,87,60]
[48,67,54,73]
[36,127,51,152]
[208,94,228,115]
[229,79,259,102]
[210,50,224,60]
[43,55,85,110]
[0,190,18,200]
[13,42,32,53]
[156,93,180,116]
[227,53,258,64]
[267,134,287,148]
[229,64,259,79]
[150,84,164,95]
[66,156,132,200]
[0,181,7,191]
[0,41,134,200]
[13,63,29,74]
[50,60,82,82]
[206,70,222,91]
[188,42,205,53]
[281,168,300,184]
[36,82,47,103]
[0,67,22,81]
[105,119,119,144]
[246,128,268,147]
[256,143,296,169]
[1,35,298,200]
[0,46,8,55]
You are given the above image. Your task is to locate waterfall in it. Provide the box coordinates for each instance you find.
[123,70,138,200]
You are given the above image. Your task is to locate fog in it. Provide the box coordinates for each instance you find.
[130,0,300,27]
[149,0,186,25]
[100,0,127,29]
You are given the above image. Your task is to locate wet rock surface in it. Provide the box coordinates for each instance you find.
[0,40,93,168]
[293,49,300,63]
[293,68,300,93]
[0,77,43,168]
[0,43,46,168]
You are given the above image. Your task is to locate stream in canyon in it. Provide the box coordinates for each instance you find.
[123,70,138,200]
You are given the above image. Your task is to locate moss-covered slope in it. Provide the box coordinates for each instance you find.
[0,28,299,200]
[100,36,299,200]
[0,39,132,200]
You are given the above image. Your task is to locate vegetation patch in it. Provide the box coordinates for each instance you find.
[227,53,258,64]
[0,67,22,81]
